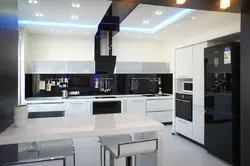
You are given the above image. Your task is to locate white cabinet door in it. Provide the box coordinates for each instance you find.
[193,108,205,145]
[28,103,65,112]
[142,62,168,74]
[175,117,193,139]
[115,62,142,74]
[147,111,172,123]
[32,61,66,74]
[66,61,95,74]
[193,43,207,107]
[146,99,173,112]
[126,99,146,115]
[64,101,91,116]
[175,46,193,78]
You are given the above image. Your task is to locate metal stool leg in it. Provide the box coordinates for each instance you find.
[126,157,132,166]
[100,145,103,166]
[104,146,106,166]
[110,153,114,166]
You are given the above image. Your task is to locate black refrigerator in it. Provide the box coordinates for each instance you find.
[204,42,240,166]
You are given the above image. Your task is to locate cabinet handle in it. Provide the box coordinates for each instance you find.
[176,99,191,103]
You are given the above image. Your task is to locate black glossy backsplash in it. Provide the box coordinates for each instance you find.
[25,74,173,98]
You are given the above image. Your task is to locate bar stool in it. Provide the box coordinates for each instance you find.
[38,139,75,166]
[99,134,132,166]
[103,138,158,166]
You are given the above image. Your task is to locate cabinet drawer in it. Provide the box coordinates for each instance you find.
[146,99,173,112]
[28,103,65,112]
[127,99,146,114]
[65,102,90,116]
[147,111,172,123]
[175,117,193,138]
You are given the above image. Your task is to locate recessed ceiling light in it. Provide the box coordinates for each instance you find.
[155,10,163,16]
[124,33,127,35]
[35,12,43,17]
[140,34,142,36]
[176,0,186,4]
[164,30,167,33]
[29,0,38,4]
[192,17,196,20]
[177,24,180,27]
[71,15,78,20]
[143,20,149,24]
[69,30,72,33]
[72,2,80,8]
[50,29,53,32]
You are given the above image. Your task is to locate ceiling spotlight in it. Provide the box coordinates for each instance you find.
[155,10,163,16]
[35,12,43,17]
[72,2,80,8]
[140,34,142,36]
[177,25,180,27]
[176,0,186,4]
[29,0,38,4]
[69,30,72,33]
[50,29,53,32]
[124,33,127,36]
[192,16,196,20]
[143,20,149,24]
[164,30,167,33]
[220,0,230,9]
[71,15,79,20]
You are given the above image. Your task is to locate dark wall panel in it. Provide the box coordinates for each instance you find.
[0,0,18,164]
[241,0,250,166]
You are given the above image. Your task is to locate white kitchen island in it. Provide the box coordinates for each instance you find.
[0,113,164,166]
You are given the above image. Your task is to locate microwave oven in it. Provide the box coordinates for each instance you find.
[183,81,193,92]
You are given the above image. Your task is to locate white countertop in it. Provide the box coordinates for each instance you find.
[0,114,164,145]
[25,94,173,104]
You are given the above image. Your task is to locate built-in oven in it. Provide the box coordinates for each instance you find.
[93,97,121,115]
[175,93,193,122]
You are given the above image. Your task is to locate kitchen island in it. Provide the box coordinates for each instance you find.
[0,114,164,166]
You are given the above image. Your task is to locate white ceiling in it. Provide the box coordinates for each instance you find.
[18,0,240,40]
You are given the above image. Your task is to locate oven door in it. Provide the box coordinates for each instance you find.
[176,99,192,121]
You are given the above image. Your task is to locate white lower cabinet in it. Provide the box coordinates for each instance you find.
[64,101,92,116]
[175,117,193,138]
[147,111,172,123]
[126,99,146,115]
[28,103,65,112]
[193,108,205,145]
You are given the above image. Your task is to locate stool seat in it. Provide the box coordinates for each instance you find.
[99,134,132,145]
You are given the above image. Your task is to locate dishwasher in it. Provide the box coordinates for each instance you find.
[93,96,121,115]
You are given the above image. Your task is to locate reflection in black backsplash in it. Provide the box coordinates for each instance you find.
[25,73,173,98]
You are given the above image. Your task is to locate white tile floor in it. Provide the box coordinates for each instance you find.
[152,125,231,166]
[19,125,231,166]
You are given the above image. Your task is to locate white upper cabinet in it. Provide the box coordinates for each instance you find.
[115,62,142,74]
[142,62,168,74]
[32,61,95,74]
[32,61,66,74]
[66,61,95,74]
[192,43,208,107]
[175,46,193,78]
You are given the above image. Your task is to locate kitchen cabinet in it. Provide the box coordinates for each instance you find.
[193,43,207,107]
[126,99,146,115]
[142,62,168,74]
[115,62,142,74]
[66,61,95,74]
[64,101,92,116]
[193,108,205,145]
[175,117,193,138]
[32,61,66,74]
[28,103,65,112]
[175,46,193,78]
[32,61,95,74]
[146,98,173,123]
